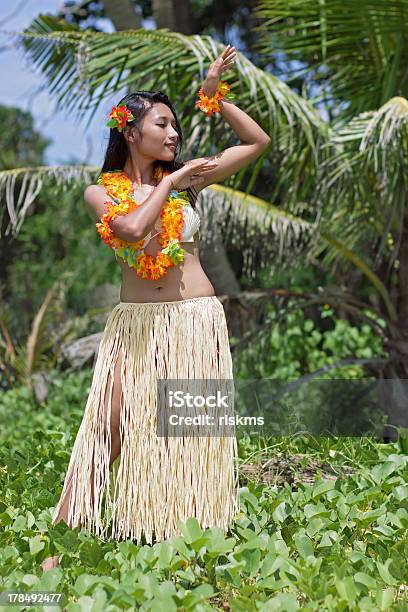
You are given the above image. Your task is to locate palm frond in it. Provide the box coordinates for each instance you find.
[254,0,408,118]
[1,161,394,315]
[0,164,100,236]
[0,162,317,280]
[0,14,327,204]
[315,97,408,274]
[13,16,322,133]
[197,184,317,278]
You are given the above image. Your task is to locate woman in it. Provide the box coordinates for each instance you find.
[42,44,270,571]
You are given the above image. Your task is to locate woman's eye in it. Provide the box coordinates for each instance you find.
[157,124,165,127]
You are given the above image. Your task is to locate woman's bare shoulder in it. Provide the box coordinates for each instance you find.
[84,184,108,202]
[83,184,111,222]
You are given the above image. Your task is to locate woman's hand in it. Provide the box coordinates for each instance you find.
[202,44,236,98]
[166,158,219,191]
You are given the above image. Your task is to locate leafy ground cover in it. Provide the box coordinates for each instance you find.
[0,370,407,611]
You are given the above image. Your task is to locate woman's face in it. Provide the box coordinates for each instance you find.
[128,102,179,161]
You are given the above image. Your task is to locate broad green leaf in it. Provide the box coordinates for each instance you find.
[375,559,398,586]
[78,540,103,566]
[294,534,314,560]
[73,574,99,597]
[354,572,378,589]
[176,517,203,544]
[311,480,336,498]
[335,576,357,603]
[29,534,45,556]
[376,587,396,610]
[11,515,27,532]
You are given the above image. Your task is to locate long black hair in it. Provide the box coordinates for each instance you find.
[100,91,198,208]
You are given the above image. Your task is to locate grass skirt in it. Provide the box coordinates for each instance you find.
[51,296,240,543]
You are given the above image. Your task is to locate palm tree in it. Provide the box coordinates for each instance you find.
[2,3,407,435]
[253,0,408,436]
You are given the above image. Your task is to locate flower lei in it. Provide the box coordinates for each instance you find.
[96,168,189,280]
[195,80,234,116]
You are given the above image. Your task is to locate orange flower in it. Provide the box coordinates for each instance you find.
[106,104,135,132]
[196,81,231,116]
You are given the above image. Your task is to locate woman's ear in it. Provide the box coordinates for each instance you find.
[124,126,136,144]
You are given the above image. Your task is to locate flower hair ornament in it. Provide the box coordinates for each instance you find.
[106,103,135,132]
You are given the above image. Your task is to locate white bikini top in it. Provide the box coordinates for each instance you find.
[143,202,201,245]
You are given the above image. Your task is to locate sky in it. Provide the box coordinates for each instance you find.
[0,1,153,167]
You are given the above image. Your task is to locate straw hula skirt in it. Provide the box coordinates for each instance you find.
[51,296,240,543]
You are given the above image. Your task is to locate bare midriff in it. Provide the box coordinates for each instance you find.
[117,184,215,303]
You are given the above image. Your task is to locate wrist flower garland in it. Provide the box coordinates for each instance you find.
[195,80,234,116]
[96,166,190,281]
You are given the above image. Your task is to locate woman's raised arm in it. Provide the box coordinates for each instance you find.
[194,99,271,190]
[192,45,271,191]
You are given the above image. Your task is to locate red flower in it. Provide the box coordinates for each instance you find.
[106,104,135,132]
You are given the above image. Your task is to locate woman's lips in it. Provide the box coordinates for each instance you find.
[165,144,176,150]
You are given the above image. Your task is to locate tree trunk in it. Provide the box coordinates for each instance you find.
[152,0,175,30]
[378,201,408,440]
[103,0,141,30]
[199,233,241,296]
[152,0,194,33]
[173,0,195,34]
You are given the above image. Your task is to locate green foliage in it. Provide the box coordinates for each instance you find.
[0,105,50,170]
[255,0,408,119]
[0,372,407,610]
[4,181,120,341]
[230,301,389,438]
[233,303,388,380]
